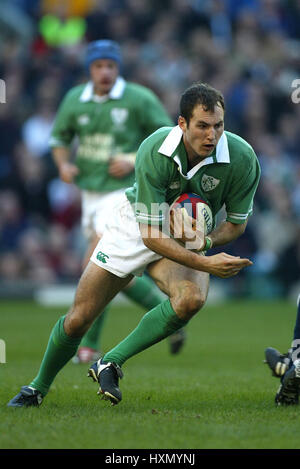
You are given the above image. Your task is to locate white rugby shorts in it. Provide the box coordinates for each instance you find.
[90,194,162,278]
[81,189,126,241]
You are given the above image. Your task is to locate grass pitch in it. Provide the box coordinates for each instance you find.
[1,297,300,449]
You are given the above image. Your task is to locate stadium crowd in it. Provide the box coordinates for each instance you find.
[0,0,300,298]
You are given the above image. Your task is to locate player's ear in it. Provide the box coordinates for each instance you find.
[178,115,187,131]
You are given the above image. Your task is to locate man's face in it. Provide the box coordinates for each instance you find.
[178,103,224,165]
[89,59,119,96]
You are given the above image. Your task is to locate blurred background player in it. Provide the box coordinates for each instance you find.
[264,293,300,405]
[49,39,185,363]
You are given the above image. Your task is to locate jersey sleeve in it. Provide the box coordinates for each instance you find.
[49,90,76,148]
[225,149,261,224]
[133,139,171,226]
[138,90,174,135]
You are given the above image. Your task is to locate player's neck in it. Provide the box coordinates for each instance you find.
[93,89,110,97]
[187,156,206,170]
[183,138,207,169]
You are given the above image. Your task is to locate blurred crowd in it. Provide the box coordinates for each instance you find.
[0,0,300,298]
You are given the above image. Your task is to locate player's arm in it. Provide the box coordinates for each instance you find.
[205,220,247,249]
[141,89,174,133]
[49,90,79,183]
[108,153,135,178]
[139,223,252,279]
[219,145,261,248]
[52,147,79,184]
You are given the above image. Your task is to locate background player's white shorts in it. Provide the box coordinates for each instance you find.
[81,189,126,241]
[90,194,162,278]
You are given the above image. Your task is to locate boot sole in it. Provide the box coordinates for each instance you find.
[88,367,120,405]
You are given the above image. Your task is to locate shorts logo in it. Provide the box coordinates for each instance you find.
[201,174,220,192]
[96,251,109,263]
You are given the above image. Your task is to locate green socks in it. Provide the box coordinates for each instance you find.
[28,300,187,395]
[78,276,163,351]
[103,299,188,366]
[30,315,81,396]
[79,309,108,350]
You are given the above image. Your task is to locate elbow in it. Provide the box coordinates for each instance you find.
[237,221,248,236]
[142,236,151,249]
[227,220,247,238]
[139,223,152,248]
[139,223,161,250]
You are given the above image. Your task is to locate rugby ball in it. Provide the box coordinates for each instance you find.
[169,192,213,249]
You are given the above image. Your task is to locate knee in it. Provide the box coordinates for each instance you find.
[172,282,206,320]
[64,304,96,337]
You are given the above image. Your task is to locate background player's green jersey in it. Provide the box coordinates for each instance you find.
[126,125,261,226]
[49,77,173,192]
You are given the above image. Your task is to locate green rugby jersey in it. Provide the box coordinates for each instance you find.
[126,125,261,226]
[49,77,173,192]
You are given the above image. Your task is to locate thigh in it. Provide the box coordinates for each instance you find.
[90,197,161,278]
[82,232,102,270]
[147,257,210,304]
[64,261,133,336]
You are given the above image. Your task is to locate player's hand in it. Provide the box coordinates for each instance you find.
[204,252,253,278]
[108,158,134,178]
[58,162,79,183]
[170,207,204,250]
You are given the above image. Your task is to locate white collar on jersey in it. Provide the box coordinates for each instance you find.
[79,76,126,103]
[158,125,230,180]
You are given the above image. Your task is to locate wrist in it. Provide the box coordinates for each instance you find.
[114,153,136,165]
[203,236,213,251]
[195,253,211,273]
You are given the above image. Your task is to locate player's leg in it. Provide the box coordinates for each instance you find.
[7,262,132,407]
[77,236,184,361]
[77,189,185,362]
[73,191,112,363]
[103,258,209,363]
[122,274,186,354]
[75,232,109,363]
[265,293,300,405]
[75,189,124,362]
[89,257,209,404]
[80,239,186,361]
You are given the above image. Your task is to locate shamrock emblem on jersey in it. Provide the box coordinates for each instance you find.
[77,114,90,125]
[111,108,128,128]
[169,180,180,189]
[201,174,220,192]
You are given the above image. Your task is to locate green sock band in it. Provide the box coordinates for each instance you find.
[123,275,164,310]
[103,299,188,367]
[80,309,108,350]
[30,315,81,396]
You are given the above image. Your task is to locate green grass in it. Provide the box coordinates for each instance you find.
[1,298,300,449]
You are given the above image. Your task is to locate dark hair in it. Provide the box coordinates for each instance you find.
[180,82,225,124]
